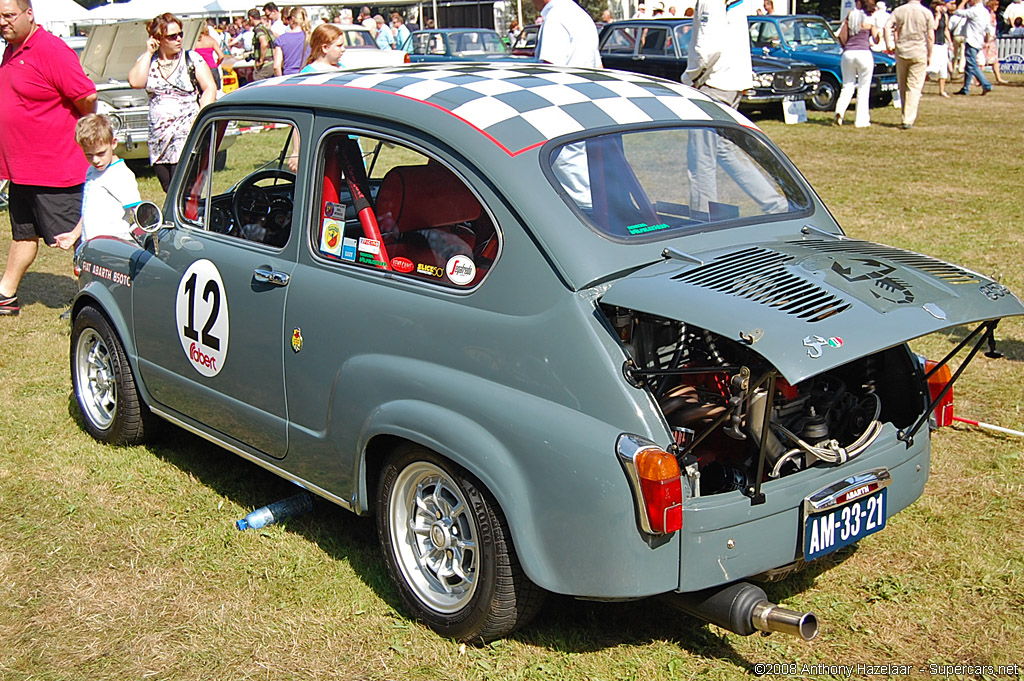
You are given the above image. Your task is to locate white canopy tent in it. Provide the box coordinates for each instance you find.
[86,0,222,21]
[33,0,93,35]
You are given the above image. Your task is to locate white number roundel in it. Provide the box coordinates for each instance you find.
[175,259,230,377]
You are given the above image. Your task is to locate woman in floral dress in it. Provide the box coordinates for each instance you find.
[128,13,217,191]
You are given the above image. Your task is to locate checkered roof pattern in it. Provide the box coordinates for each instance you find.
[253,64,747,156]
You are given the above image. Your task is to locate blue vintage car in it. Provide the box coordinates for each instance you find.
[748,14,898,111]
[69,63,1022,644]
[403,28,536,63]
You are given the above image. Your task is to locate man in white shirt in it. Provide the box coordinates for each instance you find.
[682,0,753,108]
[681,0,784,214]
[533,0,601,210]
[953,0,993,95]
[1004,0,1024,28]
[870,1,891,52]
[262,3,286,37]
[533,0,602,68]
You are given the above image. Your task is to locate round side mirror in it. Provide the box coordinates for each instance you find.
[134,201,163,233]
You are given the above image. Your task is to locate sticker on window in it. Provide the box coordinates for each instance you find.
[341,237,357,262]
[626,222,671,236]
[391,256,414,273]
[446,255,476,286]
[320,219,343,256]
[417,263,443,278]
[324,201,346,220]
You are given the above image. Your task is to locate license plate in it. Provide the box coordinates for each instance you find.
[881,82,898,92]
[804,487,886,561]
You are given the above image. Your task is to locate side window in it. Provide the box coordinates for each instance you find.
[600,26,639,54]
[756,22,781,47]
[313,132,499,288]
[410,33,431,54]
[178,118,298,248]
[640,28,668,55]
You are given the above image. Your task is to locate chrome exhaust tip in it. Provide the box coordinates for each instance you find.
[751,600,819,641]
[661,582,819,641]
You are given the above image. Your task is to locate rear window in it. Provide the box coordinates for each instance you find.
[548,126,811,240]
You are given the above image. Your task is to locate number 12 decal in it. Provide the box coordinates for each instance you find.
[176,259,230,377]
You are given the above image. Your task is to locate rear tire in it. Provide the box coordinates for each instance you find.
[71,306,152,445]
[377,444,545,642]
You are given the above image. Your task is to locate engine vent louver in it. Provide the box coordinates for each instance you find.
[797,239,980,285]
[672,247,852,322]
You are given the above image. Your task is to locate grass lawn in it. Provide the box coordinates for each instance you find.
[1,77,1023,680]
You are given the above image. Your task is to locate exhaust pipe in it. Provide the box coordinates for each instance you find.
[662,582,819,641]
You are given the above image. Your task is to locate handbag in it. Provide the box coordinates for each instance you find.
[837,18,850,47]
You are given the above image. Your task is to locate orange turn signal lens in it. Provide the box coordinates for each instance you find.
[925,359,954,428]
[635,447,683,534]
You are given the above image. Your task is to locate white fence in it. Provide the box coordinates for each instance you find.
[998,37,1024,75]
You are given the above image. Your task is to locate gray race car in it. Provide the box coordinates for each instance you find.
[68,63,1023,644]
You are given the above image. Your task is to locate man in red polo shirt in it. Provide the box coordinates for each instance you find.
[0,0,96,316]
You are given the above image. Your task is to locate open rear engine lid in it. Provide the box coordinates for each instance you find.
[600,237,1024,384]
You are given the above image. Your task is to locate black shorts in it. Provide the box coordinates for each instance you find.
[9,182,84,246]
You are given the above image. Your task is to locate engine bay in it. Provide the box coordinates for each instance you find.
[603,305,928,498]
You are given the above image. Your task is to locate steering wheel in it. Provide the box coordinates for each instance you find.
[232,168,296,233]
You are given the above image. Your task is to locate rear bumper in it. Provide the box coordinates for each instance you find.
[677,423,929,592]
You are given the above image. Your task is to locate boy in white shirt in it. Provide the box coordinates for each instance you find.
[55,114,142,251]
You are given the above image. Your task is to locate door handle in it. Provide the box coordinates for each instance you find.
[254,267,290,286]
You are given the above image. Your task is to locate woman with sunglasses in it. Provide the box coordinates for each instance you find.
[128,13,216,191]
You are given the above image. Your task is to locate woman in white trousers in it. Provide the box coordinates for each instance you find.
[834,0,881,127]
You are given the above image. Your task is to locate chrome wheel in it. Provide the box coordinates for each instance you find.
[74,327,116,430]
[388,460,479,613]
[70,306,152,445]
[809,76,840,111]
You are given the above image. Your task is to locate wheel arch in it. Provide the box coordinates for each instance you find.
[354,400,558,590]
[71,286,156,409]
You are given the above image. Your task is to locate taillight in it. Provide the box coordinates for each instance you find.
[925,359,954,427]
[617,435,683,535]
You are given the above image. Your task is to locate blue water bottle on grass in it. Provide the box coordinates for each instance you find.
[236,492,314,531]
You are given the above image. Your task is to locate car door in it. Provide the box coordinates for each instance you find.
[131,113,311,458]
[635,26,681,80]
[598,24,645,73]
[280,123,505,493]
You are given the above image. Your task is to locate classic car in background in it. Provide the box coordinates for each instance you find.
[748,14,898,110]
[598,19,820,111]
[510,24,538,57]
[69,63,1023,645]
[404,28,536,63]
[334,24,410,68]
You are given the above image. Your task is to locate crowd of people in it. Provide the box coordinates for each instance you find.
[0,0,1020,317]
[829,0,1015,128]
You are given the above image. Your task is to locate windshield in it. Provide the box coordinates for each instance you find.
[448,31,509,56]
[779,18,839,46]
[549,126,811,240]
[343,29,375,47]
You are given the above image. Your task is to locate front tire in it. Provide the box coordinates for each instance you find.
[377,445,544,642]
[808,74,840,111]
[71,306,152,445]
